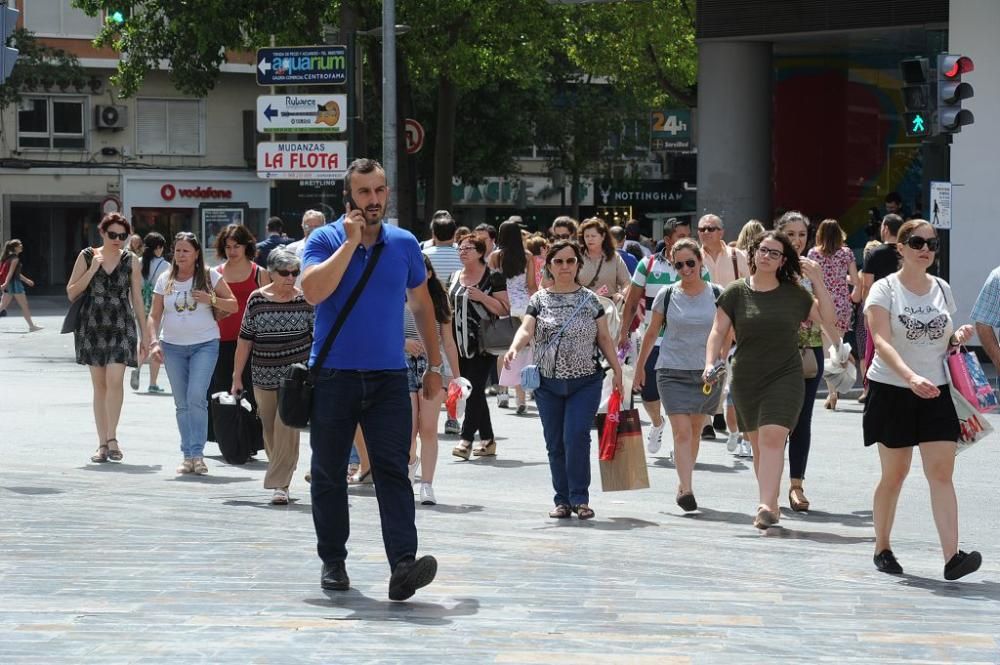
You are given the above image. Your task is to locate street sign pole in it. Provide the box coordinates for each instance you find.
[383,0,398,226]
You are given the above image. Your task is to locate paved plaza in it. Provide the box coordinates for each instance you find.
[2,302,999,664]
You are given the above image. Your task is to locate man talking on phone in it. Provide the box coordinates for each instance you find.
[302,158,442,600]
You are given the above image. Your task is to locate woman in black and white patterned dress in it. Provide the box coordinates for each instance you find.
[504,241,623,520]
[66,213,149,464]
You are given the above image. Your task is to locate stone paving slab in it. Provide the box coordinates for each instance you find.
[1,313,1000,664]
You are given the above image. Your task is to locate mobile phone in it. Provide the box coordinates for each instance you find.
[344,193,355,212]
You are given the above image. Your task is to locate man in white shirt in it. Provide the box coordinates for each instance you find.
[422,211,463,287]
[696,213,749,453]
[285,209,326,286]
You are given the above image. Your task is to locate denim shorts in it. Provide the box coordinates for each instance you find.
[407,355,428,393]
[4,278,25,295]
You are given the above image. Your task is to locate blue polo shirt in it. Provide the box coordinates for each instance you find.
[303,221,426,370]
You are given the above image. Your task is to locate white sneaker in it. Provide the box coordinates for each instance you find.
[419,483,436,505]
[408,456,421,484]
[646,421,665,454]
[727,432,740,453]
[738,438,752,459]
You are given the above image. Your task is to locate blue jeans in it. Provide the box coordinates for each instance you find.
[310,369,415,569]
[788,345,824,479]
[533,371,603,507]
[161,340,220,459]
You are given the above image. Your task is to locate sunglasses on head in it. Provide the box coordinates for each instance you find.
[105,231,129,241]
[904,236,939,252]
[551,257,578,266]
[673,259,697,270]
[275,269,300,277]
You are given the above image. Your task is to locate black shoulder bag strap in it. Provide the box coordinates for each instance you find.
[309,243,385,377]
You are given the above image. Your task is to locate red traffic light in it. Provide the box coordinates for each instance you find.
[942,55,974,79]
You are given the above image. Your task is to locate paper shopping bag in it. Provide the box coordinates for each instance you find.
[946,348,999,414]
[597,405,650,491]
[950,385,994,455]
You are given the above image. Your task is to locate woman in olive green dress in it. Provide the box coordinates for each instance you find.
[705,231,835,530]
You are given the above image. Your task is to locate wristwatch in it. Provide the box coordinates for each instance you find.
[426,363,445,375]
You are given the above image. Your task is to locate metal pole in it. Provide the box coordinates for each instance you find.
[382,0,398,225]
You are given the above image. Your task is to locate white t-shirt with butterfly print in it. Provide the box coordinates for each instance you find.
[865,273,955,387]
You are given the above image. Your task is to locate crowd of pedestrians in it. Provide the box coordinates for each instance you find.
[44,159,995,601]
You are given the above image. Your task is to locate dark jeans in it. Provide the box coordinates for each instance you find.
[458,354,495,441]
[533,372,603,507]
[788,346,824,480]
[310,368,415,569]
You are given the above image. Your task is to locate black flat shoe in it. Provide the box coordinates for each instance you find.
[944,550,982,581]
[389,555,438,601]
[676,491,698,512]
[873,549,903,575]
[321,561,350,591]
[700,424,716,441]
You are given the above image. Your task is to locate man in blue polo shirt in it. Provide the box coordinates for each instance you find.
[302,158,442,601]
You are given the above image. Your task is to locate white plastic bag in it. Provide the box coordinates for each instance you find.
[823,342,857,396]
[597,363,634,414]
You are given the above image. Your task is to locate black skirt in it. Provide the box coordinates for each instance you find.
[863,380,960,448]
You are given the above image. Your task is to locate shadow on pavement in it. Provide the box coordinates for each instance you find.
[1,486,65,495]
[167,475,255,484]
[780,508,873,528]
[473,458,547,469]
[558,516,660,531]
[303,592,480,625]
[78,463,163,475]
[419,503,484,514]
[897,576,1000,601]
[650,458,747,474]
[223,499,312,513]
[740,526,874,545]
[676,507,750,526]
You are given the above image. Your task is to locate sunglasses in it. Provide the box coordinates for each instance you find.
[673,259,697,270]
[275,269,300,277]
[698,226,721,233]
[552,234,572,240]
[106,231,129,241]
[551,257,578,266]
[904,236,939,252]
[756,247,784,260]
[458,246,478,253]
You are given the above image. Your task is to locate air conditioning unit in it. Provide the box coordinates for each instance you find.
[95,105,128,130]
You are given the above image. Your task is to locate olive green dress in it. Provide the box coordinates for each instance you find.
[717,279,814,431]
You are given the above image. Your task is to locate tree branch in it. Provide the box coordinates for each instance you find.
[644,41,696,106]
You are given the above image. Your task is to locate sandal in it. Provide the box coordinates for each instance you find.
[472,440,496,457]
[753,504,778,530]
[452,441,472,461]
[548,504,572,519]
[90,444,109,463]
[192,458,209,475]
[106,438,123,462]
[346,463,360,482]
[572,504,595,520]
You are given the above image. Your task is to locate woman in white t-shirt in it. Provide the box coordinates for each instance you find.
[147,232,238,476]
[863,219,980,581]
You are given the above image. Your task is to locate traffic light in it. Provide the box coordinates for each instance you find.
[108,10,125,24]
[899,57,930,138]
[1,3,18,85]
[936,54,974,134]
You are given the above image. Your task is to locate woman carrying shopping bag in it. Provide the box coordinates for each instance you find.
[503,241,623,520]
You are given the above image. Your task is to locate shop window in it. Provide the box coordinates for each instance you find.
[24,0,102,38]
[136,99,205,156]
[17,96,87,150]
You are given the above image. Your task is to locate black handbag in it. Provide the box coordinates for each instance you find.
[278,243,384,429]
[61,249,93,334]
[479,310,520,356]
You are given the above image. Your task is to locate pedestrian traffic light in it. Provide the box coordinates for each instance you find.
[1,3,19,85]
[936,54,974,134]
[899,57,930,138]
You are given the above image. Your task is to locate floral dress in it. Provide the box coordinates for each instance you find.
[75,249,138,367]
[807,246,855,332]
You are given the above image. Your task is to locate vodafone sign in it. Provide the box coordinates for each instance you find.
[256,141,348,180]
[160,184,234,201]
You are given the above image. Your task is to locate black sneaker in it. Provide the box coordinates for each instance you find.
[320,560,350,591]
[388,555,438,601]
[944,550,982,581]
[701,424,716,441]
[873,549,903,575]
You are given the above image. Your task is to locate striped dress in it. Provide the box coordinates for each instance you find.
[238,292,314,390]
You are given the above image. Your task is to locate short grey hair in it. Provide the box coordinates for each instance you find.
[267,247,300,273]
[698,213,723,229]
[302,209,325,225]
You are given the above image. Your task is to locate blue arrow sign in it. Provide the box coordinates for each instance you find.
[263,104,278,121]
[256,46,347,86]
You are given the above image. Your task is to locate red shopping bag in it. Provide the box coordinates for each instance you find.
[598,388,622,461]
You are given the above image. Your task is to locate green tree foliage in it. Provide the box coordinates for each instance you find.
[0,29,87,109]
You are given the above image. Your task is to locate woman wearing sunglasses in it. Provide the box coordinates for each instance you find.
[67,213,150,464]
[863,220,980,580]
[504,241,623,520]
[634,239,723,512]
[147,232,238,476]
[231,248,313,504]
[705,230,835,529]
